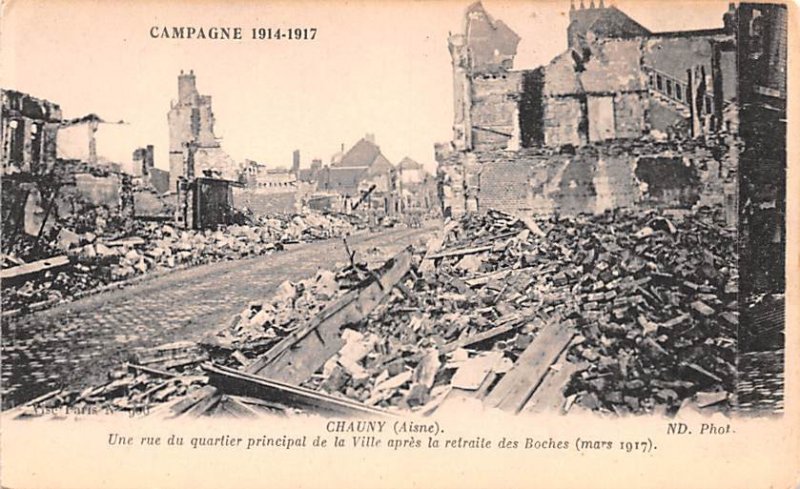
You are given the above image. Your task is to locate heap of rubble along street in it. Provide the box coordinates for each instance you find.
[5,204,737,418]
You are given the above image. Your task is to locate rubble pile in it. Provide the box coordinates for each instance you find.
[290,207,736,414]
[207,268,352,359]
[1,211,358,313]
[11,366,209,418]
[6,206,738,418]
[262,212,360,242]
[8,347,211,418]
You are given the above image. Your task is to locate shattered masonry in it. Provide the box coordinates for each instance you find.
[168,69,239,191]
[438,1,741,221]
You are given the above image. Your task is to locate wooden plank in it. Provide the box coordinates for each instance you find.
[436,364,499,412]
[0,255,70,281]
[204,363,394,418]
[183,391,222,417]
[246,248,412,385]
[522,349,587,414]
[450,352,503,390]
[420,221,456,274]
[483,321,575,413]
[169,385,218,416]
[104,237,146,247]
[427,245,492,260]
[442,315,526,354]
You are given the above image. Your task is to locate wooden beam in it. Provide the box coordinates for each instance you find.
[204,363,394,418]
[426,245,492,260]
[442,314,527,354]
[246,247,413,385]
[483,320,575,413]
[522,349,587,414]
[0,255,70,282]
[125,362,178,379]
[169,385,218,416]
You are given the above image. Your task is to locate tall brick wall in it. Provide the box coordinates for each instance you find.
[478,160,531,212]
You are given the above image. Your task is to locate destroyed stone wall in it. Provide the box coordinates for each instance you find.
[461,2,520,74]
[542,97,584,147]
[470,73,523,150]
[233,187,299,216]
[71,173,122,208]
[540,39,649,146]
[614,92,647,139]
[147,167,170,194]
[133,190,170,217]
[643,35,735,102]
[477,159,531,212]
[192,146,241,182]
[438,140,737,220]
[445,4,739,154]
[1,180,34,238]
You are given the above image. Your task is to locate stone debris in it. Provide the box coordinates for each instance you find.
[7,360,209,419]
[7,204,738,418]
[1,211,359,313]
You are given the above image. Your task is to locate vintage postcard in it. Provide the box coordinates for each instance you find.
[0,0,797,488]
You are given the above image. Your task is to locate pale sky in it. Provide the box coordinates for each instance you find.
[1,0,730,173]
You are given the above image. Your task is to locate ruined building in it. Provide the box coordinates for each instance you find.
[1,90,62,176]
[1,90,143,240]
[167,70,239,192]
[446,1,737,153]
[437,2,743,219]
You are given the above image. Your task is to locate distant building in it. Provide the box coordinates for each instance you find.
[321,134,394,197]
[242,160,298,191]
[397,157,426,185]
[134,145,170,194]
[297,158,323,183]
[235,159,300,216]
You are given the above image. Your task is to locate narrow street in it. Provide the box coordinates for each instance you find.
[1,225,437,408]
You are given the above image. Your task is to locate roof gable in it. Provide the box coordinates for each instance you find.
[335,138,381,168]
[569,5,651,48]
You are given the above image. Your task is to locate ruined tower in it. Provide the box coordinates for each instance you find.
[447,2,521,152]
[167,70,221,191]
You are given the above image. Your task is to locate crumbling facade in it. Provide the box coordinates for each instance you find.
[438,2,741,220]
[446,2,738,153]
[168,70,239,192]
[1,91,141,241]
[448,2,521,151]
[1,90,62,176]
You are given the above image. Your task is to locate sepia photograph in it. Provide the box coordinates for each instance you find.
[0,0,795,487]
